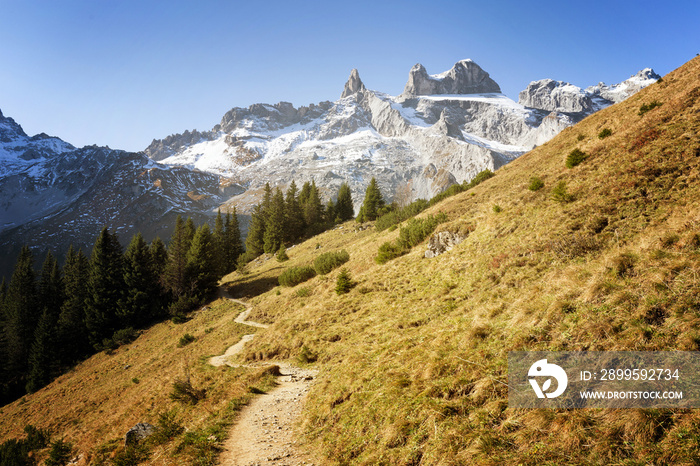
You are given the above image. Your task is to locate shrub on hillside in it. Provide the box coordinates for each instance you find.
[278,266,316,287]
[177,333,196,348]
[551,181,574,203]
[150,410,185,445]
[314,250,350,275]
[565,148,588,168]
[170,377,206,405]
[335,268,354,295]
[598,127,613,139]
[639,100,663,116]
[528,176,544,191]
[276,244,289,262]
[46,439,73,466]
[375,199,429,231]
[465,169,495,189]
[376,213,448,264]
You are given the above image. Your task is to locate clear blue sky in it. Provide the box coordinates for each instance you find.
[1,0,697,152]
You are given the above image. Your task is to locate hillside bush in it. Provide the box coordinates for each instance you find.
[528,176,544,191]
[375,199,429,231]
[278,266,316,287]
[639,100,663,116]
[376,213,448,264]
[177,333,196,348]
[551,181,574,203]
[598,127,613,139]
[565,148,588,168]
[314,250,350,275]
[150,410,185,445]
[335,268,354,295]
[0,425,51,465]
[46,439,73,466]
[170,377,206,405]
[276,245,289,262]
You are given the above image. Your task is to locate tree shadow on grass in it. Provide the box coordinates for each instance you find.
[225,273,280,299]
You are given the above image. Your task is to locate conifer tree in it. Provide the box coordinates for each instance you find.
[335,182,354,222]
[304,180,324,234]
[357,177,385,222]
[213,210,226,277]
[299,181,312,207]
[261,183,273,216]
[284,181,304,243]
[57,246,90,363]
[184,217,196,252]
[244,205,266,260]
[165,216,189,298]
[325,199,336,225]
[185,224,218,298]
[263,188,286,253]
[25,308,55,393]
[120,233,159,328]
[3,246,39,379]
[85,228,125,348]
[149,237,168,282]
[38,252,64,323]
[224,209,243,272]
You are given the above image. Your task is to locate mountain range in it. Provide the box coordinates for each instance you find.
[0,60,658,277]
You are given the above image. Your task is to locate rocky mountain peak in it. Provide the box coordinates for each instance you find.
[401,59,501,97]
[340,69,366,98]
[519,79,593,113]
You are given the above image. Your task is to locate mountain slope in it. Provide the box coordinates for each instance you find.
[146,61,656,212]
[222,55,700,464]
[0,114,243,278]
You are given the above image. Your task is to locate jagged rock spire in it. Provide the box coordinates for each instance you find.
[341,69,366,98]
[401,59,501,97]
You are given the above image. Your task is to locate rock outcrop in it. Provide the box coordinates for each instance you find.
[518,79,593,113]
[341,69,366,98]
[401,60,501,97]
[125,423,155,446]
[425,230,469,258]
[586,68,661,104]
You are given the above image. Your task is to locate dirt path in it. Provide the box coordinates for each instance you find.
[212,293,318,465]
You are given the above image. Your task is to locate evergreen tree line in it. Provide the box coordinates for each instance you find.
[0,210,242,404]
[243,180,355,261]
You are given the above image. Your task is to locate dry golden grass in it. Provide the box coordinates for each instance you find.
[3,55,700,465]
[220,55,700,464]
[0,298,278,464]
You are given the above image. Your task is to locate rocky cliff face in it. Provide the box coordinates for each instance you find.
[341,69,366,98]
[146,60,657,216]
[520,68,660,113]
[0,109,242,278]
[401,60,501,97]
[518,79,593,113]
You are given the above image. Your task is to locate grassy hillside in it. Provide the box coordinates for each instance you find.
[227,55,700,464]
[1,55,698,465]
[0,298,279,465]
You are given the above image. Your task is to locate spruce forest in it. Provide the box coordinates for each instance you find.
[0,179,357,405]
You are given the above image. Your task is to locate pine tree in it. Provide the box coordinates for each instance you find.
[335,268,353,295]
[357,177,385,222]
[3,246,39,379]
[298,181,312,207]
[185,224,218,298]
[149,237,169,281]
[284,181,304,243]
[184,217,196,251]
[120,233,160,328]
[85,228,125,349]
[224,209,243,272]
[165,216,189,298]
[244,205,266,260]
[303,180,324,235]
[57,246,90,363]
[261,183,273,214]
[325,199,336,225]
[276,244,289,262]
[25,308,55,393]
[263,188,286,254]
[335,182,355,222]
[37,251,64,324]
[213,210,226,277]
